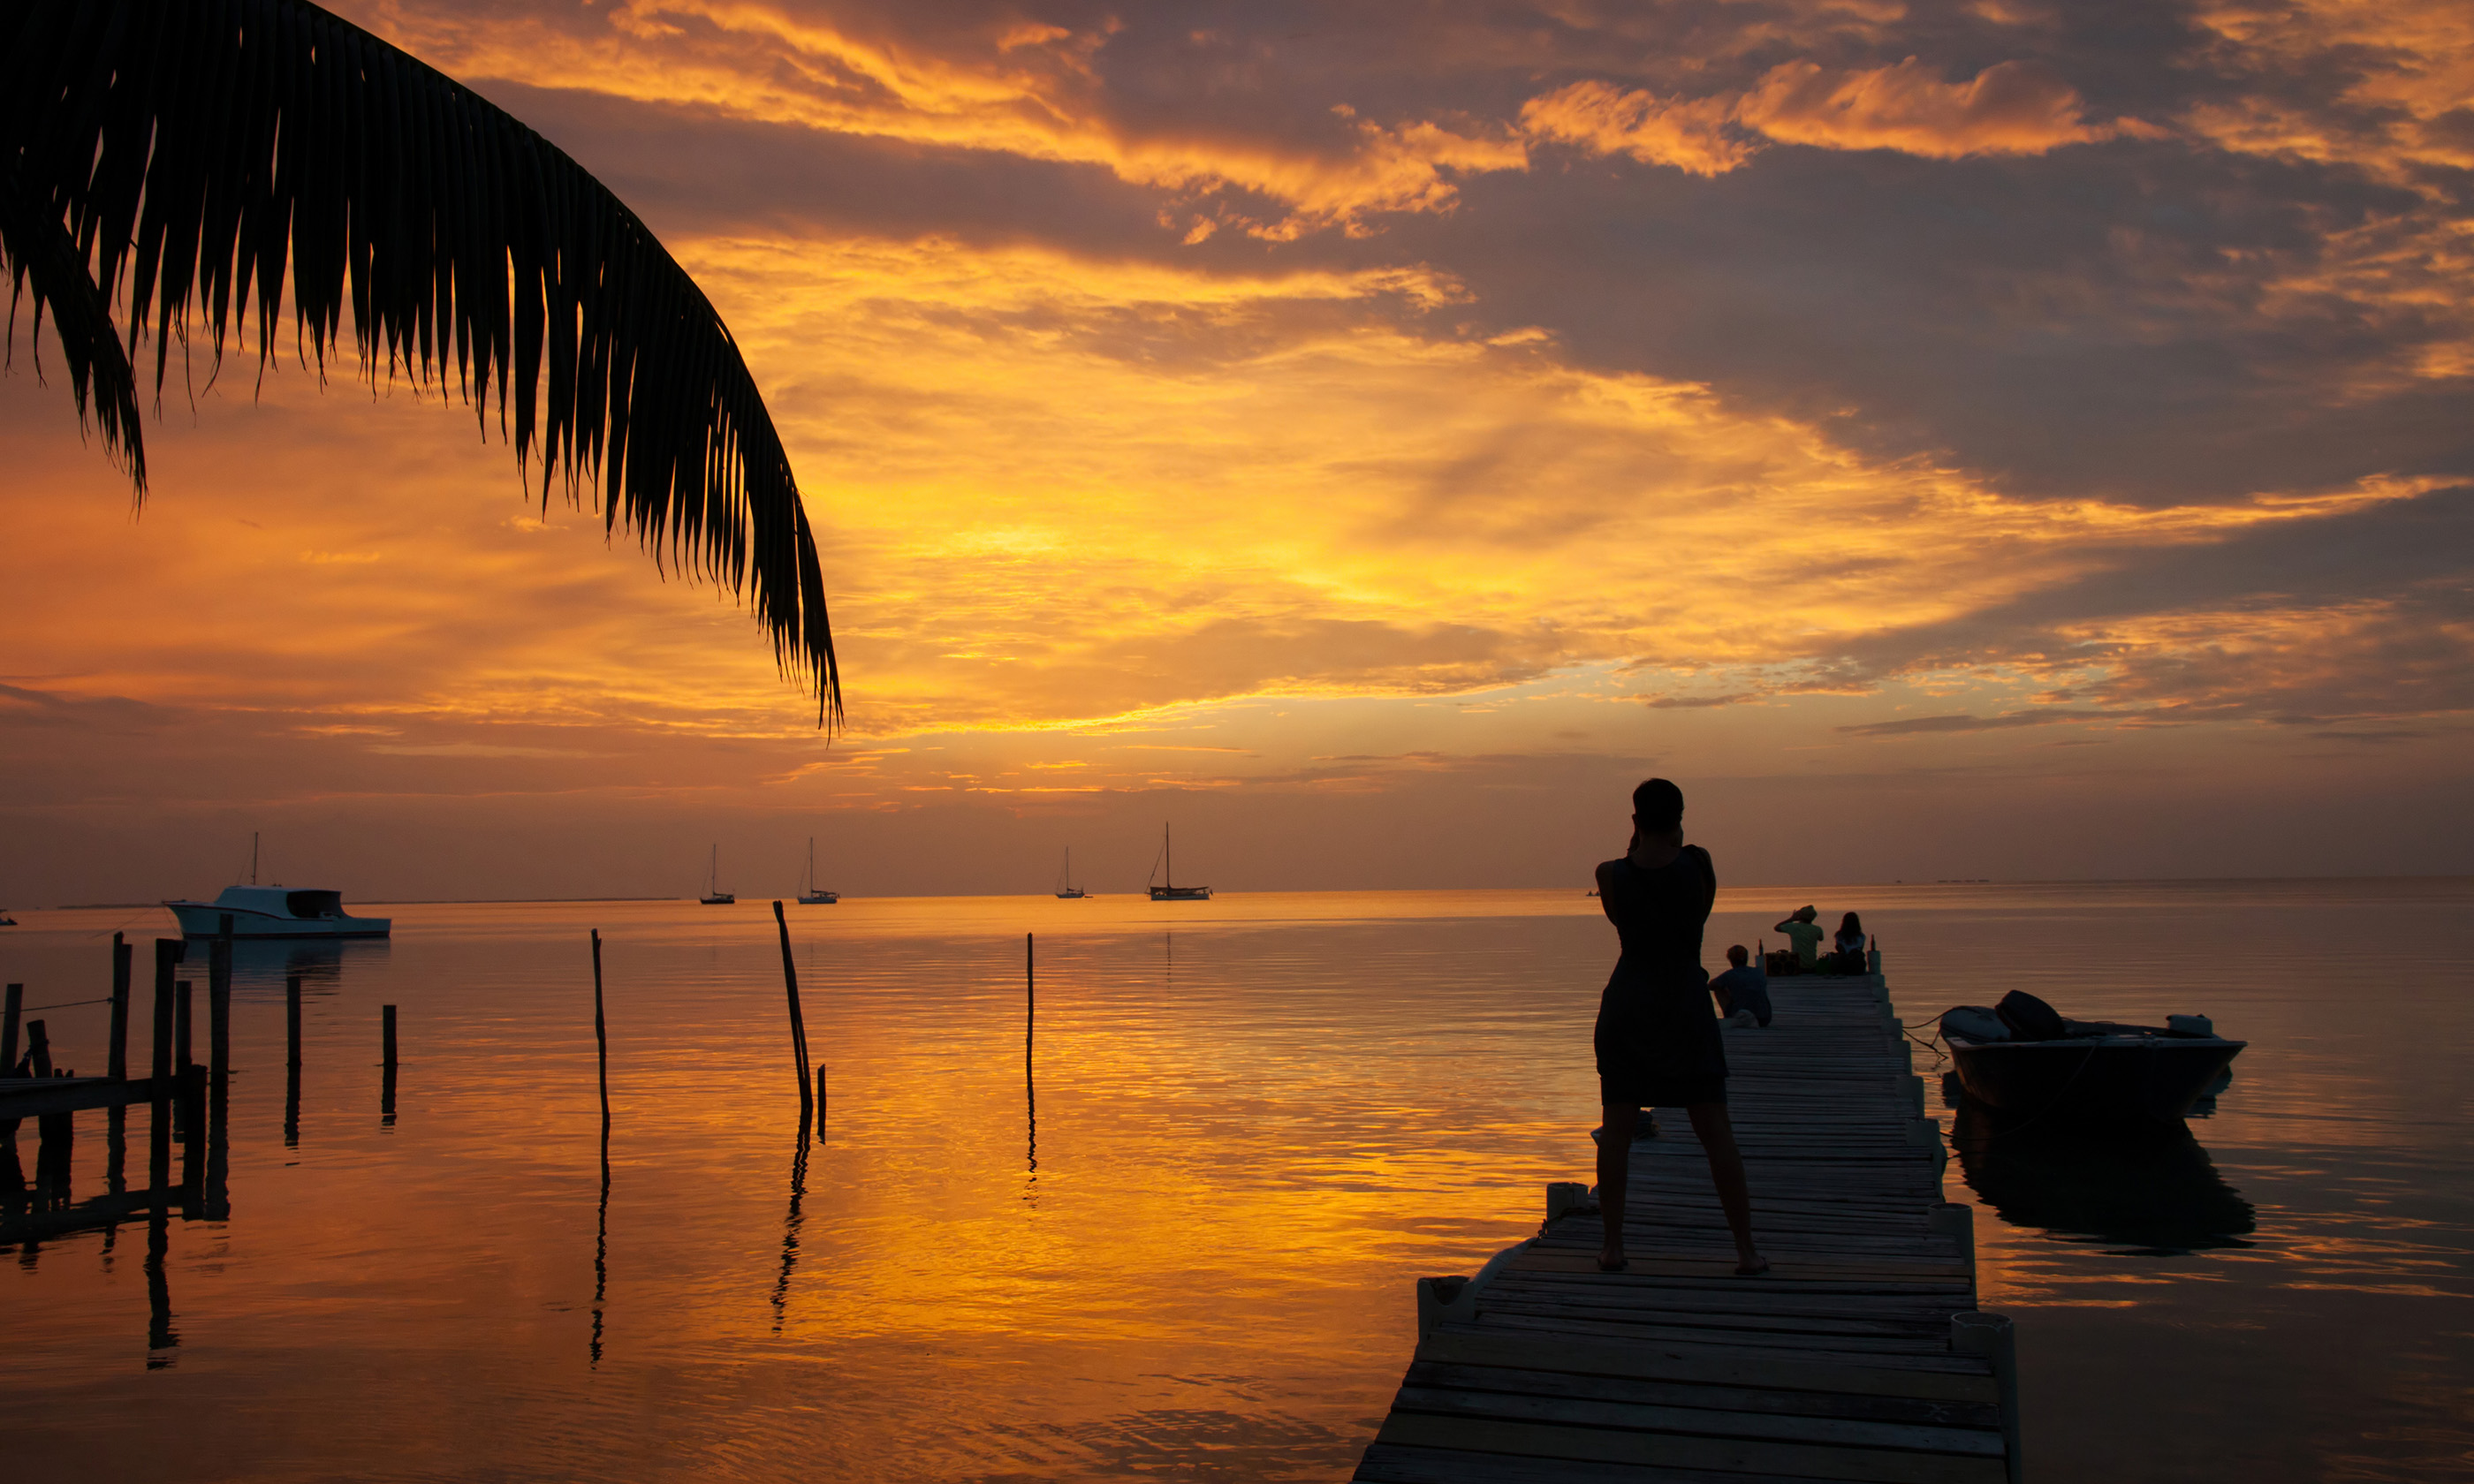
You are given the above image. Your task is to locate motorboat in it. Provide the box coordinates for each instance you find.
[796,837,838,905]
[1055,846,1087,899]
[700,844,735,905]
[1940,991,2243,1128]
[164,885,391,939]
[1147,823,1210,901]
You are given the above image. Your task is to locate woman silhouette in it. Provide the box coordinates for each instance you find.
[1591,778,1765,1275]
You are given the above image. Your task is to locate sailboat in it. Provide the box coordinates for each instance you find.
[1147,824,1210,901]
[798,837,839,905]
[1055,846,1087,899]
[700,844,735,905]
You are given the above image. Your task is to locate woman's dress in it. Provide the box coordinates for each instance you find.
[1592,845,1726,1107]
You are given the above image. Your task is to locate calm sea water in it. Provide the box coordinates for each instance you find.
[3,881,2469,1482]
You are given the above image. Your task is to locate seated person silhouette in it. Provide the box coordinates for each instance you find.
[1833,911,1869,973]
[1771,905,1822,974]
[1709,945,1771,1026]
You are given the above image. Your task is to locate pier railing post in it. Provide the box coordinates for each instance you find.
[149,941,180,1200]
[1953,1311,2022,1483]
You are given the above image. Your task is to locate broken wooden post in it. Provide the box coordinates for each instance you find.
[770,901,812,1128]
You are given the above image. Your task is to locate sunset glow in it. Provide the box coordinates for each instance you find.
[6,0,2470,902]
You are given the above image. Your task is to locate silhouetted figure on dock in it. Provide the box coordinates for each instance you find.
[1833,911,1868,974]
[1709,944,1771,1026]
[1592,778,1765,1276]
[1772,905,1822,973]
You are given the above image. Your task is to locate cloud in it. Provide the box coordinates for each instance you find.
[1520,58,2135,178]
[1837,708,2137,737]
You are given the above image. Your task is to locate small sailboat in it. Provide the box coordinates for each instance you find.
[798,837,838,905]
[1147,824,1210,901]
[1055,847,1087,899]
[700,844,735,905]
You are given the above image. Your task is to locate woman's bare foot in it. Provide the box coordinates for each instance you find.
[1597,1249,1629,1272]
[1734,1252,1770,1276]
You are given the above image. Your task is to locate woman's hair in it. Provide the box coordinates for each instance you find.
[1632,776,1683,833]
[1840,911,1863,936]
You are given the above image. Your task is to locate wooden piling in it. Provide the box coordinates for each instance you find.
[285,975,302,1149]
[207,967,231,1219]
[3,982,19,1073]
[770,901,813,1126]
[381,1004,398,1125]
[110,935,133,1080]
[590,931,610,1139]
[176,980,194,1076]
[24,1018,50,1078]
[149,941,179,1200]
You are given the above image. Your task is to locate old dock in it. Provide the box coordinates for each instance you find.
[1357,971,2020,1484]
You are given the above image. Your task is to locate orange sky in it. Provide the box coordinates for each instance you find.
[5,0,2472,903]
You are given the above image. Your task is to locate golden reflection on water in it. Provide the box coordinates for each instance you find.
[3,882,2470,1481]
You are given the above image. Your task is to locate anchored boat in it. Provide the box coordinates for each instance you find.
[1147,824,1210,901]
[700,844,735,905]
[797,837,838,905]
[1055,846,1087,899]
[1940,990,2243,1127]
[165,885,390,940]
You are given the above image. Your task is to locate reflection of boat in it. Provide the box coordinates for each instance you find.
[1147,824,1210,901]
[1940,992,2243,1127]
[700,844,735,905]
[1055,847,1087,899]
[1948,1082,2256,1251]
[796,837,837,905]
[165,885,391,939]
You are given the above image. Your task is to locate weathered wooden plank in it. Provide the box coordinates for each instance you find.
[1407,1361,2002,1429]
[1356,1440,1849,1484]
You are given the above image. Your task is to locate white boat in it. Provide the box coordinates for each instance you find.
[797,837,838,905]
[701,844,735,905]
[1147,824,1210,901]
[1055,846,1087,899]
[165,885,391,939]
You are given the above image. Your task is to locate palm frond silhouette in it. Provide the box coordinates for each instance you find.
[3,0,841,725]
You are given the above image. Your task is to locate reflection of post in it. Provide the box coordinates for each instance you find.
[109,935,132,1193]
[381,1005,398,1126]
[770,901,812,1130]
[770,1134,808,1333]
[285,975,301,1148]
[590,1147,610,1367]
[146,1206,178,1366]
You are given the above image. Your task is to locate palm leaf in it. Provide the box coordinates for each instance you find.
[0,0,841,726]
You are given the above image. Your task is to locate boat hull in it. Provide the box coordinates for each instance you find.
[1055,890,1087,899]
[797,891,838,905]
[700,894,736,905]
[1149,886,1211,900]
[1948,1035,2243,1126]
[166,902,390,939]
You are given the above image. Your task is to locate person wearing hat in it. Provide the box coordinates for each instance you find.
[1773,905,1824,973]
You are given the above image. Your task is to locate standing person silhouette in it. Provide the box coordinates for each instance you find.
[1591,779,1766,1276]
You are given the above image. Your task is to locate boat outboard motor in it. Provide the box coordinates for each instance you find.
[1994,989,2068,1041]
[1939,1005,2009,1042]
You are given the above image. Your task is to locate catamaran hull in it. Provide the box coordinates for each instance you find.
[166,903,391,939]
[1947,1035,2243,1127]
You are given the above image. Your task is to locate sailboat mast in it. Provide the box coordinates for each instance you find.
[1165,823,1172,888]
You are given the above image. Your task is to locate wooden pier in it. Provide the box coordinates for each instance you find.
[1356,973,2021,1484]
